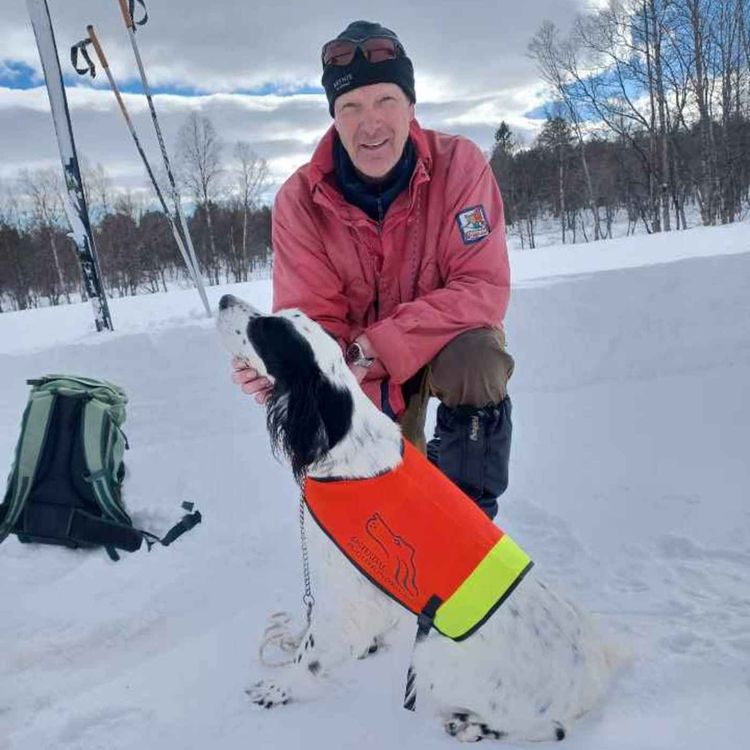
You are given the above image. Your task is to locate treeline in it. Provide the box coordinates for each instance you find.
[498,0,750,248]
[490,113,750,248]
[0,114,272,313]
[0,202,272,313]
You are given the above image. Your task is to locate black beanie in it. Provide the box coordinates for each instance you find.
[321,20,416,117]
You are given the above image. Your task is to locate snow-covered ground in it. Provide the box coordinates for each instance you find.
[1,222,748,749]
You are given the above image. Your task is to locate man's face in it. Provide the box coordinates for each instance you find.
[333,82,414,181]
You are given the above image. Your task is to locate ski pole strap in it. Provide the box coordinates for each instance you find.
[132,0,148,26]
[71,38,95,77]
[119,0,148,29]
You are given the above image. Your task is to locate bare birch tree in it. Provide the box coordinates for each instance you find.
[233,142,269,282]
[19,167,71,303]
[176,112,223,283]
[529,21,604,239]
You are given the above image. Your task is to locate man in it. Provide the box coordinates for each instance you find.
[233,20,514,519]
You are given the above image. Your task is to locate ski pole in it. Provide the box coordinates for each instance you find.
[73,27,207,311]
[115,0,212,317]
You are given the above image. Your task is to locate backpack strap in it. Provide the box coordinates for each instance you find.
[68,508,144,552]
[160,506,202,546]
[0,391,56,544]
[81,399,132,526]
[17,503,144,554]
[71,506,202,561]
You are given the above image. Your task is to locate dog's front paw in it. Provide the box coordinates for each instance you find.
[245,680,290,709]
[356,635,383,660]
[444,712,506,742]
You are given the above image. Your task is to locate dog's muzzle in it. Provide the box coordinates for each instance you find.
[216,294,269,376]
[218,294,262,317]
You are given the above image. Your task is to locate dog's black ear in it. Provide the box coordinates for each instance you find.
[316,378,354,453]
[252,316,353,480]
[248,316,319,382]
[269,376,354,482]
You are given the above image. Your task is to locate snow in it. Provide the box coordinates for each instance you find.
[1,221,749,749]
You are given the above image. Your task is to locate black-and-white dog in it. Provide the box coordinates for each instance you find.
[218,294,619,742]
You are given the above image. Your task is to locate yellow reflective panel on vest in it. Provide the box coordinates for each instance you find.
[434,534,532,640]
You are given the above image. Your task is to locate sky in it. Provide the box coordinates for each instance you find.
[0,0,599,199]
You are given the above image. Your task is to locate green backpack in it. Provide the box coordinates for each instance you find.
[0,375,200,560]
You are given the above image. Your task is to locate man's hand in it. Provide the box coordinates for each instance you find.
[350,363,371,384]
[231,357,273,404]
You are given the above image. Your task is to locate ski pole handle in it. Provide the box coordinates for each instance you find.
[117,0,135,29]
[86,25,109,70]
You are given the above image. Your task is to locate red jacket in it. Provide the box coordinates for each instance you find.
[272,119,510,416]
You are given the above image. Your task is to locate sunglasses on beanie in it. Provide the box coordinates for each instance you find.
[321,36,406,66]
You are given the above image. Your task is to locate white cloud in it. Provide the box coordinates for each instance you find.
[0,0,594,195]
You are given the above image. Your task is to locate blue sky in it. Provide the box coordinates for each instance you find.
[0,61,38,89]
[0,58,325,98]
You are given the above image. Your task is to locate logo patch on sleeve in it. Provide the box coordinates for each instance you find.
[456,205,491,244]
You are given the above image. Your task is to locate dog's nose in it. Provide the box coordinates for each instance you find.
[218,294,235,311]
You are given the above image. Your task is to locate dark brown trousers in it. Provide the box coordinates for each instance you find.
[398,328,515,451]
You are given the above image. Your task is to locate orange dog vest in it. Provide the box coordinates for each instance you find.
[304,440,532,641]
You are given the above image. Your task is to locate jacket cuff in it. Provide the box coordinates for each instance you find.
[366,318,419,384]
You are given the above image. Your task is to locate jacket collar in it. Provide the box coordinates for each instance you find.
[334,137,416,222]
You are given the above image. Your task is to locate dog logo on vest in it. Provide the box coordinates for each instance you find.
[365,513,418,597]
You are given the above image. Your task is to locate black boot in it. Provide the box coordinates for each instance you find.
[426,398,512,519]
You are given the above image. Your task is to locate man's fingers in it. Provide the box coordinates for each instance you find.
[241,377,271,395]
[232,367,260,385]
[254,388,272,405]
[230,357,272,403]
[232,358,258,375]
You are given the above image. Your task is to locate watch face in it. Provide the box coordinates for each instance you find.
[346,342,374,367]
[346,342,363,365]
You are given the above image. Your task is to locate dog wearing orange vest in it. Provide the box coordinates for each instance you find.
[218,294,620,742]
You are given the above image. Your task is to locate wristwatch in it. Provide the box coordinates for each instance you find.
[345,341,375,368]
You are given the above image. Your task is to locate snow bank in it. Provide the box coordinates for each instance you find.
[1,224,748,749]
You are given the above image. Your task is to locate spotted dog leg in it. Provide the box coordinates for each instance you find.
[245,681,289,709]
[356,635,383,660]
[443,712,508,742]
[444,713,568,743]
[246,630,321,709]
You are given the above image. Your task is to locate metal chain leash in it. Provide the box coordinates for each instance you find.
[298,492,315,624]
[256,494,314,667]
